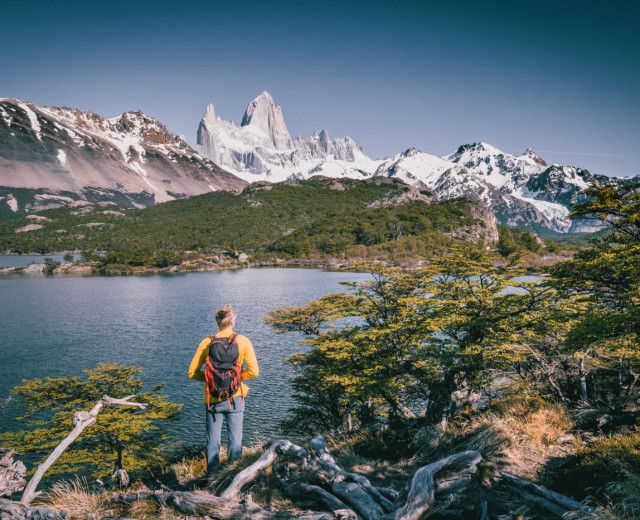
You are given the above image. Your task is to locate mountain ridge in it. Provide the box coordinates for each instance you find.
[196,93,639,233]
[0,98,246,218]
[2,94,638,234]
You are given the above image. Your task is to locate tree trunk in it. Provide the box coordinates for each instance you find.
[579,353,588,399]
[499,472,590,516]
[20,394,148,506]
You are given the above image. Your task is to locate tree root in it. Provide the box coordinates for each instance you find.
[5,433,595,519]
[112,435,483,520]
[499,471,591,517]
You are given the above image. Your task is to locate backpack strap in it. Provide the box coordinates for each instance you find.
[205,334,217,410]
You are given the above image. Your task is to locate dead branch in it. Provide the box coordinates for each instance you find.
[0,450,26,497]
[310,434,393,504]
[393,450,483,520]
[20,394,148,506]
[499,472,590,516]
[114,490,337,519]
[220,439,300,500]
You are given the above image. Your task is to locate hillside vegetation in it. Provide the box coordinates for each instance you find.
[0,177,571,269]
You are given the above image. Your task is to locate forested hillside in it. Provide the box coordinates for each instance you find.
[0,177,507,265]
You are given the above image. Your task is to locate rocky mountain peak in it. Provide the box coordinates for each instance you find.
[0,98,246,216]
[523,148,547,167]
[402,148,420,158]
[240,91,292,150]
[203,104,216,125]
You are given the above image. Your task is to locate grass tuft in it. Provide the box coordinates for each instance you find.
[420,396,573,460]
[128,499,159,520]
[170,454,206,485]
[46,477,108,518]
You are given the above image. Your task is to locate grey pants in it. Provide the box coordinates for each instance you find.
[205,396,244,474]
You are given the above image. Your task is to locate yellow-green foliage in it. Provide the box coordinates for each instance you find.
[1,363,182,480]
[267,250,563,435]
[547,183,640,406]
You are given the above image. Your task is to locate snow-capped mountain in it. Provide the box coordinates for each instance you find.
[374,143,636,233]
[0,99,245,216]
[2,93,636,234]
[196,92,639,233]
[372,147,560,232]
[196,91,380,182]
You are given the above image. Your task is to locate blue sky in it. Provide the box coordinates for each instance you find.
[1,0,638,176]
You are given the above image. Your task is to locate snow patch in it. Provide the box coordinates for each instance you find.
[57,149,67,166]
[0,106,13,126]
[6,194,18,212]
[34,193,75,202]
[17,102,42,141]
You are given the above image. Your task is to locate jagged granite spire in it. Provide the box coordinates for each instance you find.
[203,103,216,125]
[240,91,293,150]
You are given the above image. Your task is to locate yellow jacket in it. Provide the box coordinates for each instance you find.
[188,330,259,403]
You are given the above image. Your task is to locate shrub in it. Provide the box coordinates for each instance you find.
[559,433,640,500]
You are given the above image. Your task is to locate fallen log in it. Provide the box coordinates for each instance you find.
[273,461,352,512]
[393,450,483,520]
[220,439,307,500]
[310,434,395,514]
[499,472,590,516]
[219,434,392,520]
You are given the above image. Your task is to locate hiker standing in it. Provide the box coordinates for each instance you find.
[188,305,259,475]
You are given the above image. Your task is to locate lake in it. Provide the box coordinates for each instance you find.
[0,268,370,450]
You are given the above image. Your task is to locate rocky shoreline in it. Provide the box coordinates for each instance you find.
[0,257,355,276]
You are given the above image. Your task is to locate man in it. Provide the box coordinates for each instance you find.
[188,305,259,475]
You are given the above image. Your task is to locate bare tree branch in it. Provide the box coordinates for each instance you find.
[20,394,148,506]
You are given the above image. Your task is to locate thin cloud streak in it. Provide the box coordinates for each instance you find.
[537,150,631,158]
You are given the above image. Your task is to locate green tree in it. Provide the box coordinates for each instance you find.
[547,183,640,410]
[266,250,556,434]
[1,363,181,479]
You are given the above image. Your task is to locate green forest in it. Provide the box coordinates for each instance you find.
[0,177,572,271]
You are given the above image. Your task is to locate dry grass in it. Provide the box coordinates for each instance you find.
[421,397,574,461]
[128,499,159,520]
[170,455,206,485]
[45,478,108,518]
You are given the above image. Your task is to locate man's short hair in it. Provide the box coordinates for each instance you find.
[216,305,235,329]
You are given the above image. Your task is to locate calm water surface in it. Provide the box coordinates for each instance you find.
[0,268,370,448]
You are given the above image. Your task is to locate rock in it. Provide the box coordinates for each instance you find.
[15,224,44,233]
[0,452,26,497]
[21,263,46,273]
